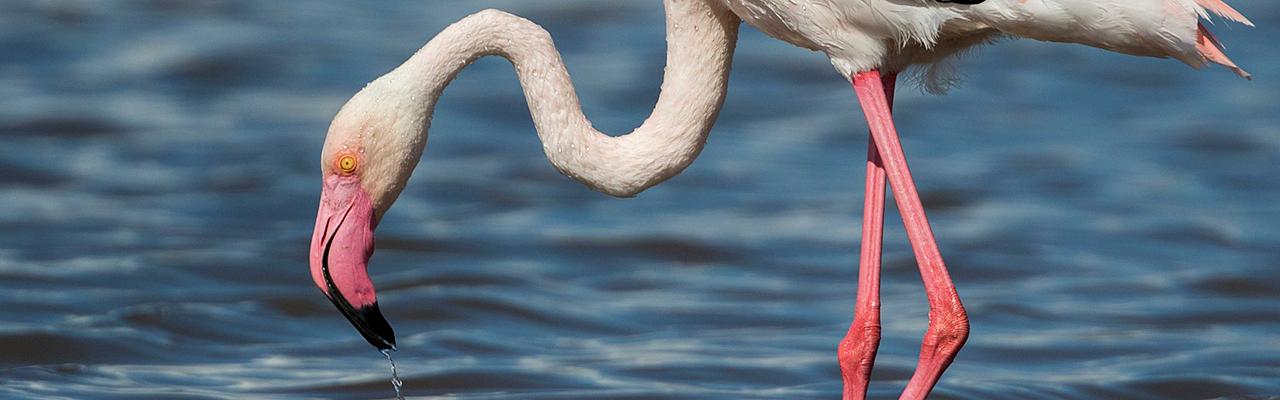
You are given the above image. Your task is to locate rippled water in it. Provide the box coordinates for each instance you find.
[2,1,1278,399]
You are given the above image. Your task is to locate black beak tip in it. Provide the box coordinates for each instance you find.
[355,303,397,351]
[327,292,398,351]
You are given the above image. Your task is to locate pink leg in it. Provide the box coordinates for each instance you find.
[838,73,896,400]
[851,70,970,400]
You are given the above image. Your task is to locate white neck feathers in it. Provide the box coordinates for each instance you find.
[375,0,739,197]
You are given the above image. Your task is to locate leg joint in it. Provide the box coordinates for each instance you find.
[838,320,882,363]
[925,306,970,352]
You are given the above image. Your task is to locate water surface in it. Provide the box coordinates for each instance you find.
[1,1,1278,399]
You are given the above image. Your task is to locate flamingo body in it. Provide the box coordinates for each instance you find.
[724,0,1251,80]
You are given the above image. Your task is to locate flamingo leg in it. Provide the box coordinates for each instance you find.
[851,70,969,400]
[839,72,895,400]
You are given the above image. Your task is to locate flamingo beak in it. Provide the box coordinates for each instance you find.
[309,175,396,350]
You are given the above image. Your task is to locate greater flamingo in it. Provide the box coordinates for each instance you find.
[308,1,1251,398]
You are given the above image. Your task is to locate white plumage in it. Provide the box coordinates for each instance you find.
[725,0,1251,82]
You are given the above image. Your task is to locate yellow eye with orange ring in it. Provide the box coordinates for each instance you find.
[337,155,358,175]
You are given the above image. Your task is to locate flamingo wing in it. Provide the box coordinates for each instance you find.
[963,0,1253,78]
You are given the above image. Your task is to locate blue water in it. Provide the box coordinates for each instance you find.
[2,1,1278,399]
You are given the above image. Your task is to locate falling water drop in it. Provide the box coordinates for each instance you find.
[380,349,405,400]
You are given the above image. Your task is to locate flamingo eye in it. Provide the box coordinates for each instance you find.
[337,155,358,175]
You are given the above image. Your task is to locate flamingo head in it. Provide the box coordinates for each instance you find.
[309,80,429,351]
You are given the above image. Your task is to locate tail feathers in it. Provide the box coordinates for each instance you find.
[1195,0,1255,27]
[1197,24,1250,79]
[1193,0,1252,79]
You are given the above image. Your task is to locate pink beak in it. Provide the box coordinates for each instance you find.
[309,174,396,350]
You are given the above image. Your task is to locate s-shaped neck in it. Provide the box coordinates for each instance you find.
[377,0,740,197]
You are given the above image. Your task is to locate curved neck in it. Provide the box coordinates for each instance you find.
[383,0,740,197]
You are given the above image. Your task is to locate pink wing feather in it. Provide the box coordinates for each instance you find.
[1195,0,1254,26]
[1194,0,1252,79]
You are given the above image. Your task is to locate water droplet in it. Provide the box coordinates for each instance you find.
[381,349,405,400]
